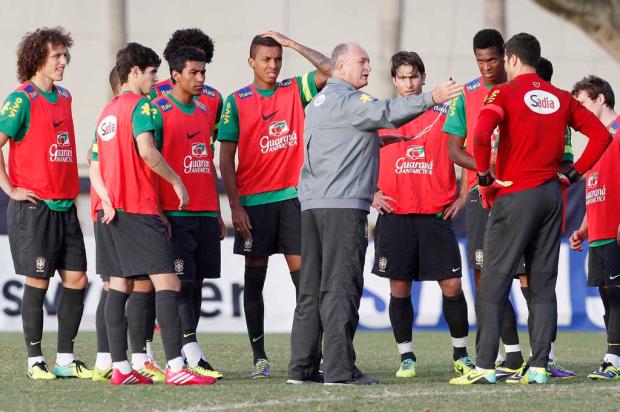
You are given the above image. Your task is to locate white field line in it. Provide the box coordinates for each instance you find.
[168,384,620,411]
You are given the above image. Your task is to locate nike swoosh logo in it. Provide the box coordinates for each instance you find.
[466,372,486,381]
[30,341,41,346]
[452,267,461,272]
[610,274,620,280]
[252,334,263,343]
[261,110,278,121]
[187,131,201,139]
[183,332,195,338]
[53,120,63,127]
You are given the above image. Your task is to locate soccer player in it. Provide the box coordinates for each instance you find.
[151,46,224,380]
[371,51,471,378]
[451,32,611,385]
[569,76,620,380]
[443,29,526,377]
[150,29,224,379]
[0,27,92,380]
[218,31,330,378]
[90,42,214,386]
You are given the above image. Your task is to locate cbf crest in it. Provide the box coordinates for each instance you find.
[174,259,184,274]
[35,256,46,272]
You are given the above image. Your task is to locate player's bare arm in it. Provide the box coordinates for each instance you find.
[261,30,331,89]
[88,159,115,224]
[219,141,252,239]
[136,131,189,209]
[0,132,40,203]
[447,134,476,170]
[569,214,588,251]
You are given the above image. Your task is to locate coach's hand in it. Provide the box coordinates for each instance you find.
[431,80,463,104]
[569,227,588,251]
[100,198,116,224]
[9,187,41,204]
[218,216,226,241]
[173,178,190,210]
[372,190,394,215]
[443,195,465,220]
[232,205,252,240]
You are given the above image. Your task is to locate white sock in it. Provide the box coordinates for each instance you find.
[496,351,505,363]
[603,353,620,366]
[475,366,492,373]
[56,353,75,367]
[113,360,132,374]
[451,336,468,348]
[146,341,154,359]
[504,344,521,354]
[548,341,556,361]
[182,342,204,367]
[397,341,414,355]
[167,356,185,373]
[28,356,45,368]
[530,366,546,374]
[131,353,148,370]
[95,352,112,370]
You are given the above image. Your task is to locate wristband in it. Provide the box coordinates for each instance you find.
[477,172,494,187]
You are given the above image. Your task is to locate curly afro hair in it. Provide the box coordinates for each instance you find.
[16,26,73,82]
[163,28,214,64]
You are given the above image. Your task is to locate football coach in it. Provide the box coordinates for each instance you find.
[287,42,463,385]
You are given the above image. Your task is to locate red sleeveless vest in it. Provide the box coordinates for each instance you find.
[94,93,159,215]
[152,95,219,212]
[233,79,304,196]
[378,104,456,214]
[586,116,620,241]
[9,81,79,199]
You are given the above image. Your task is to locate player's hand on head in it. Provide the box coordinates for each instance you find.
[9,187,41,203]
[431,81,463,104]
[231,205,252,240]
[443,195,465,220]
[372,191,395,215]
[261,31,293,47]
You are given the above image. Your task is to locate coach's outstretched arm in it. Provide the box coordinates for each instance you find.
[262,31,331,90]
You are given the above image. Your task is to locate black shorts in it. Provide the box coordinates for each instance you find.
[233,198,301,256]
[169,215,221,280]
[466,189,526,275]
[588,242,620,287]
[7,200,87,278]
[372,213,462,281]
[95,211,174,278]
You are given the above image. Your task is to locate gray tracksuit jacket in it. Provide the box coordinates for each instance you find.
[298,77,435,211]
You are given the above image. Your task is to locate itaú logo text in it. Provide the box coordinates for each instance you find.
[524,90,560,114]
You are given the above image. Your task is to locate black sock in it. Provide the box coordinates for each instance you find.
[606,287,620,356]
[442,292,469,360]
[96,289,109,353]
[156,290,182,362]
[105,289,129,363]
[144,291,156,347]
[290,270,300,300]
[600,286,610,330]
[520,287,531,307]
[126,291,150,354]
[192,281,203,330]
[57,286,85,354]
[389,295,415,361]
[244,266,268,362]
[22,284,47,358]
[179,281,198,346]
[500,299,523,368]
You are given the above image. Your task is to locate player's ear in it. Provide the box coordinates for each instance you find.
[248,57,255,69]
[421,73,427,85]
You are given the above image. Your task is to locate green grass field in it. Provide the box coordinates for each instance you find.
[1,331,619,411]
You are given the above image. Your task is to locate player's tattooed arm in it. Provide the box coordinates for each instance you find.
[0,132,40,203]
[261,31,331,89]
